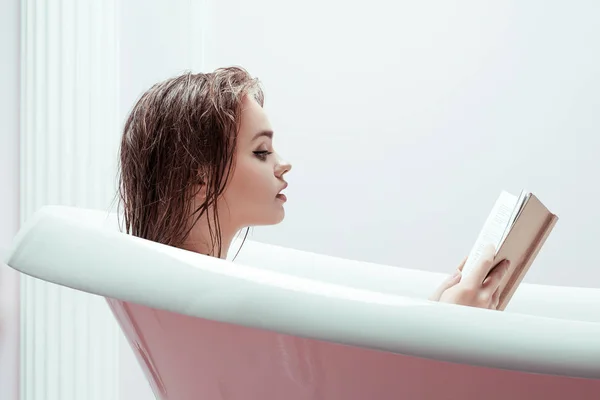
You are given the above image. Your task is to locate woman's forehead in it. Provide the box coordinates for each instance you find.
[239,96,273,142]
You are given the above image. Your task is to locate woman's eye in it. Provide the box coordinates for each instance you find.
[253,150,272,161]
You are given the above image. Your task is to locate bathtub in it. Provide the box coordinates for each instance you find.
[6,205,600,400]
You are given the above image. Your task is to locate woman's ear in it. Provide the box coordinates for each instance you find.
[188,170,205,200]
[196,169,209,198]
[197,183,207,199]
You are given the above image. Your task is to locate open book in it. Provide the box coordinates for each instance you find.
[461,190,558,310]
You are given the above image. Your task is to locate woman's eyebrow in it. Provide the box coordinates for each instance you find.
[252,130,273,141]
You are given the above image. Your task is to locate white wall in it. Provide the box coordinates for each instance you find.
[205,0,600,288]
[0,0,20,398]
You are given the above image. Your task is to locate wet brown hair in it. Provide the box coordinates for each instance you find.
[117,66,264,257]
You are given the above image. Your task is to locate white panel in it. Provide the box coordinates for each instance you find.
[20,0,122,399]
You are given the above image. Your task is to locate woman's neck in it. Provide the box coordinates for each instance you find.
[182,218,238,259]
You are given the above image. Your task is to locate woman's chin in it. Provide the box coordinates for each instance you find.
[266,212,286,226]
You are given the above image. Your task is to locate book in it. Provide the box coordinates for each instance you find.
[461,190,558,310]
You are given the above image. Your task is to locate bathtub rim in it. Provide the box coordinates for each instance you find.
[5,205,600,380]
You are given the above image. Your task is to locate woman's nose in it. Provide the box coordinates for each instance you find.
[275,155,292,177]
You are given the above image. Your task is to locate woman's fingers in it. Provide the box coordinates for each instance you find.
[491,288,501,309]
[432,250,510,310]
[481,259,510,301]
[483,259,510,287]
[429,270,462,301]
[461,244,498,288]
[456,256,467,272]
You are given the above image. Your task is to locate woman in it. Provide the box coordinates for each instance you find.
[117,66,510,310]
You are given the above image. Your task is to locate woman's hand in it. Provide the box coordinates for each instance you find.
[429,244,510,310]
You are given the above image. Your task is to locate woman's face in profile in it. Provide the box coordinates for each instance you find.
[218,95,292,229]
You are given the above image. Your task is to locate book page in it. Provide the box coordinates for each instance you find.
[497,190,530,248]
[461,191,519,277]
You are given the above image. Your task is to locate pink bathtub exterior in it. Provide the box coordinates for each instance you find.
[107,298,600,400]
